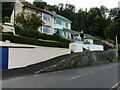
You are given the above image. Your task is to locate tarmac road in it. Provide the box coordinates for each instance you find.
[2,62,120,88]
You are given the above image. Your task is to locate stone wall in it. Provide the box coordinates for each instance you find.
[36,51,117,73]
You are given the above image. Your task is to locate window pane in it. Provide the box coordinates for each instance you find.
[43,13,50,22]
[43,26,50,34]
[55,18,62,25]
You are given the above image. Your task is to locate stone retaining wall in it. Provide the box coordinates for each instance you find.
[37,51,117,73]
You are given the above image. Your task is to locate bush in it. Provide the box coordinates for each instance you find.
[15,26,40,39]
[1,33,69,48]
[52,34,70,43]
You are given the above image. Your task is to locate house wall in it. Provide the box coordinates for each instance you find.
[53,16,72,39]
[10,1,24,25]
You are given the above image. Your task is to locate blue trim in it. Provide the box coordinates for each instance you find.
[0,48,9,70]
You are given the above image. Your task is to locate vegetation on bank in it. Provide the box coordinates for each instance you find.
[1,33,69,48]
[35,58,120,74]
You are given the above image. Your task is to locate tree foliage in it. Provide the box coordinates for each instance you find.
[2,2,14,23]
[15,12,44,30]
[33,0,47,9]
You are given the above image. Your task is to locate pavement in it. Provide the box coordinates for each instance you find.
[2,62,120,88]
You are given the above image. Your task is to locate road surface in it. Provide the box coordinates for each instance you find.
[2,62,120,88]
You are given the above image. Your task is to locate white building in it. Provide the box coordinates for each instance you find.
[10,0,72,39]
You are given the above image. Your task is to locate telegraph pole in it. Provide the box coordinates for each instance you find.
[116,36,118,59]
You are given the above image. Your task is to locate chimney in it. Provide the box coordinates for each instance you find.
[44,6,49,11]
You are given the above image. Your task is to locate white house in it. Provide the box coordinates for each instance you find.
[10,0,72,39]
[10,0,54,35]
[51,11,72,39]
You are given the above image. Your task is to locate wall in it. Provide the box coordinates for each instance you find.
[2,25,15,35]
[38,51,118,73]
[5,46,69,69]
[69,43,104,53]
[10,1,24,25]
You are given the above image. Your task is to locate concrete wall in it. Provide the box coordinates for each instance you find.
[2,24,15,35]
[69,43,104,53]
[8,46,69,69]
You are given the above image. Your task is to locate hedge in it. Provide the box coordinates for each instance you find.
[1,34,69,48]
[15,25,71,43]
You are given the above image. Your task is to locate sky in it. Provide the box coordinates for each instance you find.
[26,0,119,10]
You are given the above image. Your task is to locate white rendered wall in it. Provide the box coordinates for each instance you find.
[69,43,104,53]
[8,46,69,69]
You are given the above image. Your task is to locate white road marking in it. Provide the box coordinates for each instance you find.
[67,71,95,81]
[111,83,119,88]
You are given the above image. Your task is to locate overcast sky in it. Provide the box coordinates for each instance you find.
[27,0,119,10]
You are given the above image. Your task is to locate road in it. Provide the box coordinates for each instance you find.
[2,62,120,88]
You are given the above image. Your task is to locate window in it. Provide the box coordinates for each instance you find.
[43,13,50,22]
[42,26,50,34]
[66,23,68,28]
[54,18,62,25]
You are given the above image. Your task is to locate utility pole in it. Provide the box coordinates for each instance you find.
[116,36,118,59]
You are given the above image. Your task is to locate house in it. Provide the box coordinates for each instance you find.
[10,0,72,40]
[51,11,72,40]
[10,0,53,35]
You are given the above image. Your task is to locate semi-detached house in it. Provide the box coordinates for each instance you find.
[10,0,72,39]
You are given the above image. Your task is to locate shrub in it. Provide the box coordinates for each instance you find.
[1,33,69,48]
[52,34,70,43]
[15,25,40,39]
[15,25,71,43]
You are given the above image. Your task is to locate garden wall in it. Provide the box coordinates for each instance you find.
[0,46,70,70]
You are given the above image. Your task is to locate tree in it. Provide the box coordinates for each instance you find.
[15,12,44,30]
[33,0,47,9]
[2,2,14,23]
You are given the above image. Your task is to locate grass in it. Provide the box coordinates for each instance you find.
[47,40,59,43]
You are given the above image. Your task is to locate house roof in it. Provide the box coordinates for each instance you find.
[71,30,80,35]
[21,2,53,16]
[54,14,72,23]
